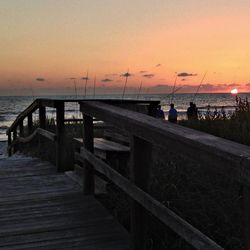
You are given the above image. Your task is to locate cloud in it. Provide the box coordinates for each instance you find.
[227,83,240,87]
[36,78,45,81]
[181,79,186,81]
[101,78,113,82]
[81,77,90,80]
[120,72,133,77]
[155,64,162,67]
[105,73,118,77]
[152,84,171,88]
[143,74,154,78]
[139,70,147,74]
[177,72,197,77]
[65,77,77,80]
[245,83,250,86]
[201,84,215,90]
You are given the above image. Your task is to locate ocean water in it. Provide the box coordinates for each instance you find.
[0,93,249,141]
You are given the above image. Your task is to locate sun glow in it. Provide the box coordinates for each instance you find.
[230,88,238,95]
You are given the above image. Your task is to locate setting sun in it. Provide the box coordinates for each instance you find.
[231,88,238,95]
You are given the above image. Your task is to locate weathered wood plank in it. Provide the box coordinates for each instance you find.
[0,223,128,249]
[74,137,130,152]
[80,101,250,186]
[0,233,129,250]
[0,193,85,212]
[0,156,129,250]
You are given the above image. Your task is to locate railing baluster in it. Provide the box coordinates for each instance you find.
[56,102,65,172]
[8,133,12,156]
[19,120,24,137]
[39,107,46,129]
[130,136,152,250]
[82,114,94,195]
[28,113,33,134]
[13,130,17,154]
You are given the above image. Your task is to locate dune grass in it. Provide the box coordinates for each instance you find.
[180,96,250,146]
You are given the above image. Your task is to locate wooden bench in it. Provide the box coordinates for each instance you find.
[73,137,130,193]
[74,137,130,174]
[74,137,129,158]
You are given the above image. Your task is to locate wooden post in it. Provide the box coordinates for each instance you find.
[8,133,12,157]
[19,120,24,137]
[148,102,158,117]
[130,136,152,250]
[13,130,17,154]
[56,102,65,172]
[82,114,94,195]
[28,113,33,134]
[39,107,46,129]
[243,186,250,250]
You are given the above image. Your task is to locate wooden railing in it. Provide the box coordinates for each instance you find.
[78,101,250,250]
[6,98,67,171]
[6,98,160,173]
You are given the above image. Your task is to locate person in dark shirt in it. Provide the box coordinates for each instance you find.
[193,103,198,119]
[168,103,177,123]
[187,102,198,120]
[156,105,165,119]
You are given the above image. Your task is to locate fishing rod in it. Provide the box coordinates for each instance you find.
[122,69,129,99]
[72,79,78,117]
[73,79,77,99]
[192,71,207,102]
[30,85,35,101]
[170,75,178,104]
[137,81,143,100]
[84,71,88,97]
[93,76,96,97]
[166,86,183,104]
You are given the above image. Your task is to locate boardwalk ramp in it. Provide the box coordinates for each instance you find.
[0,155,129,250]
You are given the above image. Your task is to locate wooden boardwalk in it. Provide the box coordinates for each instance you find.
[0,156,129,250]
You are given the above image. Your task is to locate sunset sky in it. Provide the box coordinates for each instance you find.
[1,0,250,95]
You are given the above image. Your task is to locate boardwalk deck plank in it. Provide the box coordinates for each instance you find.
[0,156,129,250]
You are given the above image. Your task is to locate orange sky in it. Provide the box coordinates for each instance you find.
[0,1,250,95]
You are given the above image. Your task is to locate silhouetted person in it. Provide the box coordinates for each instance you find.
[221,106,226,119]
[193,103,198,119]
[187,102,198,120]
[168,103,177,123]
[156,105,165,119]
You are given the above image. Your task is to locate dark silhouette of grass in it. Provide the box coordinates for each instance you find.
[180,96,250,146]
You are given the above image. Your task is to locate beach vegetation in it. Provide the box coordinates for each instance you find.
[180,96,250,146]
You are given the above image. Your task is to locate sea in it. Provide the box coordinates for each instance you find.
[0,93,249,141]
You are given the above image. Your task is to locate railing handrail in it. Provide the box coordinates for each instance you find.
[6,99,40,134]
[75,150,223,250]
[8,128,56,149]
[6,98,160,135]
[80,101,250,186]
